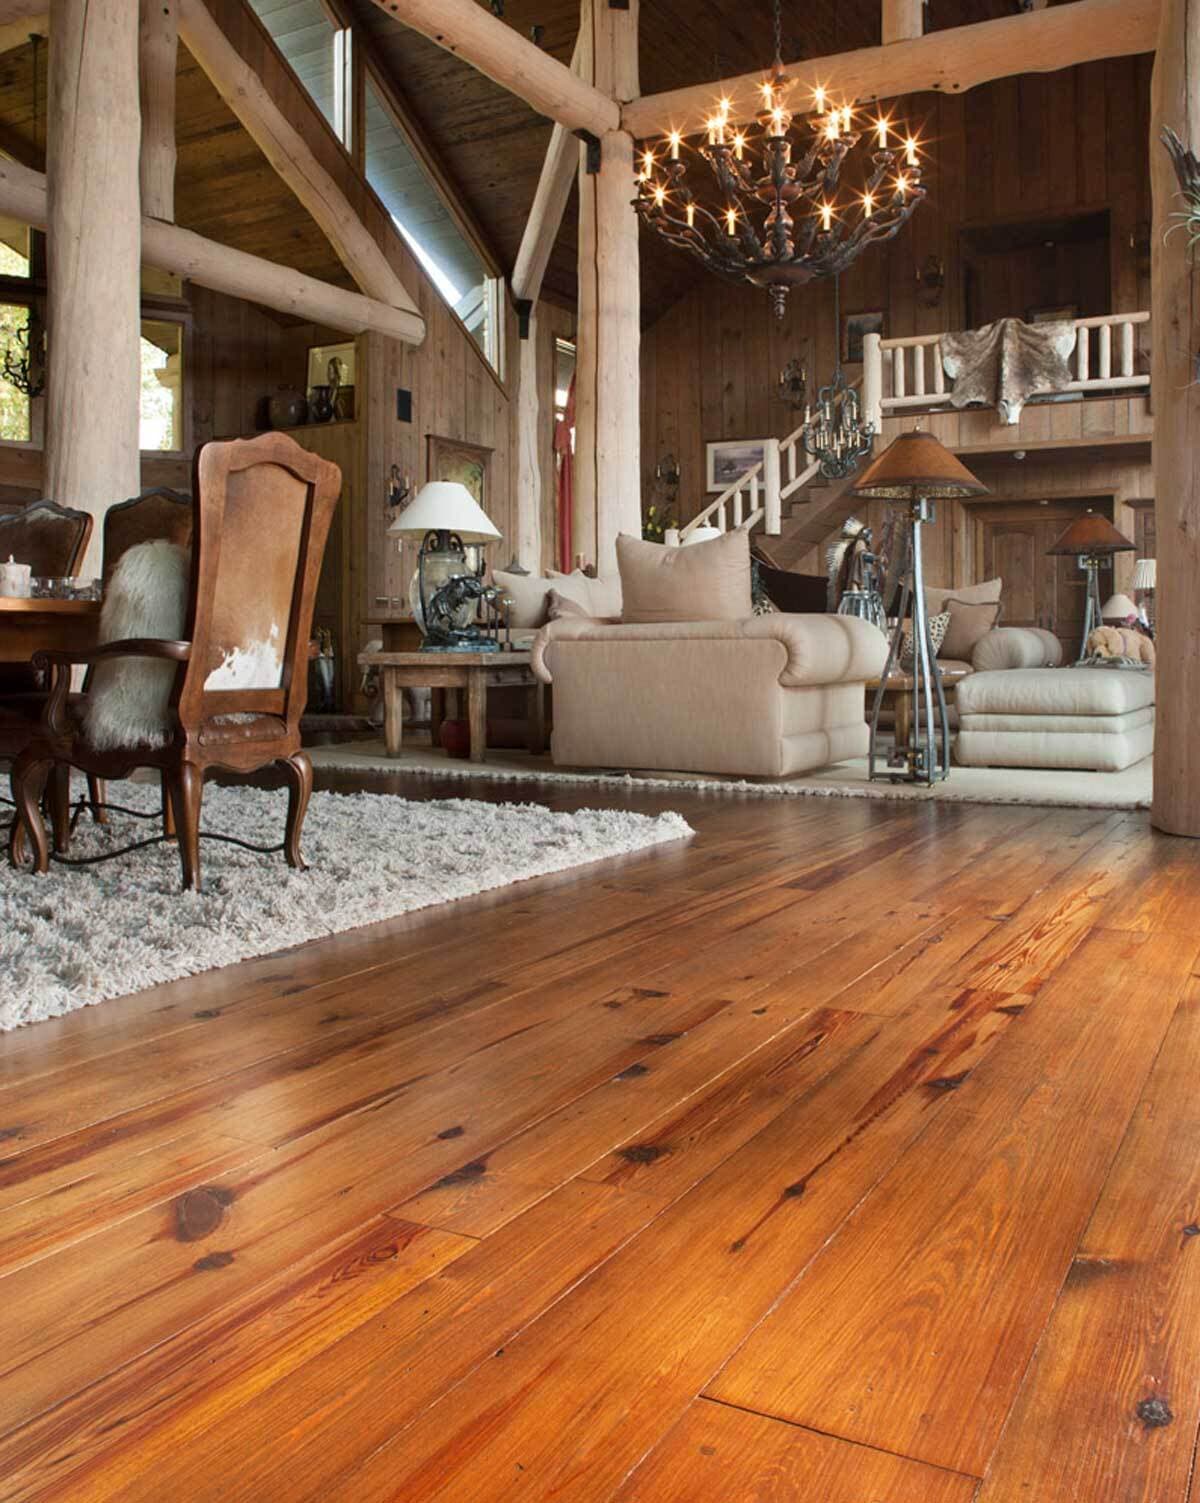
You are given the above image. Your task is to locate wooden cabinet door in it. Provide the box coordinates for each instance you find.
[981,508,1101,661]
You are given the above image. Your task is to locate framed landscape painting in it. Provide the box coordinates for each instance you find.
[706,439,770,493]
[843,310,883,364]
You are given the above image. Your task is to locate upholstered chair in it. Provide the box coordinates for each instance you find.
[9,435,340,891]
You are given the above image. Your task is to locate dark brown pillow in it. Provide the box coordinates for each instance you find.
[756,563,829,615]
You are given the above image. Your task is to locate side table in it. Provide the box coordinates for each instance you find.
[356,648,545,762]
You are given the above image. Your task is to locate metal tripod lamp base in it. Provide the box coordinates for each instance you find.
[869,496,951,786]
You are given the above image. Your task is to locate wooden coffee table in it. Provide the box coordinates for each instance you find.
[356,648,545,762]
[866,665,973,748]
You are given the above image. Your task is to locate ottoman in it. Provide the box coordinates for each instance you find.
[955,667,1154,772]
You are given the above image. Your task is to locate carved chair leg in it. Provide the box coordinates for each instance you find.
[10,750,51,874]
[168,764,204,892]
[281,752,313,872]
[88,776,109,825]
[160,772,176,842]
[48,764,71,854]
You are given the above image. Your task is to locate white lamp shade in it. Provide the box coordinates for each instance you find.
[386,481,501,543]
[1101,593,1138,620]
[1132,557,1157,590]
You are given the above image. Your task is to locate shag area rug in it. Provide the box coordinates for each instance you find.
[309,740,1152,812]
[0,785,692,1031]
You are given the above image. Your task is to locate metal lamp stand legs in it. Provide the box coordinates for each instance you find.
[1077,555,1103,662]
[869,496,950,786]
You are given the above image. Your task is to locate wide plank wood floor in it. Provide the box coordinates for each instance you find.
[2,766,1200,1501]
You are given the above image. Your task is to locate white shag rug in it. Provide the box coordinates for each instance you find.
[309,740,1152,811]
[0,784,692,1031]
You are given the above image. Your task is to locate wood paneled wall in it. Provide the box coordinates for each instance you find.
[639,57,1155,529]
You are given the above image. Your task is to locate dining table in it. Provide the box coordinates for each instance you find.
[0,596,101,664]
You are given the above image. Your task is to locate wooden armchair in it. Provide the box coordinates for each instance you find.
[10,434,340,890]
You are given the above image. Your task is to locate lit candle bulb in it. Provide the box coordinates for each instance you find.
[686,202,696,228]
[668,130,681,161]
[761,79,775,106]
[841,105,853,132]
[771,107,786,136]
[726,207,737,236]
[819,201,833,231]
[642,150,655,177]
[733,131,746,160]
[876,117,888,148]
[718,96,732,119]
[895,173,908,198]
[825,114,839,141]
[905,135,919,166]
[653,184,666,207]
[814,85,826,113]
[706,116,720,146]
[862,191,874,218]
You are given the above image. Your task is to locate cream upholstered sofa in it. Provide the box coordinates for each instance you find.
[531,613,888,777]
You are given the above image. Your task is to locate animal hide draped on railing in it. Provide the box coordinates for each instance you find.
[940,318,1077,425]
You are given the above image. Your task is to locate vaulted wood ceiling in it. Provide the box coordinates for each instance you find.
[0,0,1078,332]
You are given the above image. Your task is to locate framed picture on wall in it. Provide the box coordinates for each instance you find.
[706,439,770,493]
[426,434,493,507]
[843,310,883,364]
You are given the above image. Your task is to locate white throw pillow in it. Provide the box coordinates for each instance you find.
[546,568,623,619]
[83,540,191,752]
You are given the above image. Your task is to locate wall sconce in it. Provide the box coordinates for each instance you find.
[778,357,808,410]
[654,453,681,491]
[386,463,412,514]
[915,254,946,308]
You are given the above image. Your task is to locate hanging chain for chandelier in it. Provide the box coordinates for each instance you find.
[2,32,46,401]
[633,0,927,317]
[800,274,875,480]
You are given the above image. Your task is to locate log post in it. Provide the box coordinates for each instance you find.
[576,0,640,577]
[512,34,586,574]
[139,0,177,221]
[882,0,924,45]
[45,0,142,579]
[1151,0,1200,838]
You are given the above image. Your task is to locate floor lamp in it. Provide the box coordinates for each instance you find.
[852,431,989,785]
[1045,510,1135,661]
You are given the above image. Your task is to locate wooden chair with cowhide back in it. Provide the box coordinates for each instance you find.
[0,499,93,847]
[9,434,341,890]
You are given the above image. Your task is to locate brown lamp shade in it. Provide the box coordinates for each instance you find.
[1046,509,1135,556]
[851,429,989,500]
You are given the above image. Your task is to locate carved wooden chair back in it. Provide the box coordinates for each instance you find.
[0,499,92,579]
[102,487,193,592]
[175,433,340,743]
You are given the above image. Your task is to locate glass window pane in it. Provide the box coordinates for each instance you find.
[247,0,338,135]
[141,319,183,452]
[364,80,499,372]
[0,304,32,443]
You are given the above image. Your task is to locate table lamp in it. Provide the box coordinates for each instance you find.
[387,481,503,652]
[1132,556,1157,630]
[851,429,988,785]
[1046,510,1134,661]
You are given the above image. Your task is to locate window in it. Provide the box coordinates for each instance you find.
[247,0,349,147]
[140,320,184,452]
[364,78,503,375]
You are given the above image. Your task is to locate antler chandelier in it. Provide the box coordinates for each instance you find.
[633,0,928,317]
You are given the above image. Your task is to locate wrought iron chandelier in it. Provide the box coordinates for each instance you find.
[633,0,927,317]
[801,276,874,479]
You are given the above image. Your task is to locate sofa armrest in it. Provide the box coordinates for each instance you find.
[971,626,1063,672]
[531,612,888,688]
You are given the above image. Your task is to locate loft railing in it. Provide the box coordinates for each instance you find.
[862,311,1151,426]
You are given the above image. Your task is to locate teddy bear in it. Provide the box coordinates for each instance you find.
[1086,624,1156,668]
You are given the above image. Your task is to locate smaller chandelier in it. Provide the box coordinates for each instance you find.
[801,276,874,479]
[633,4,927,319]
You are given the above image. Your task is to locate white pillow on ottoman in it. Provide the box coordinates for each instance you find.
[83,540,191,752]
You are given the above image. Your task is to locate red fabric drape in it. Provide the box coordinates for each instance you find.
[554,373,576,573]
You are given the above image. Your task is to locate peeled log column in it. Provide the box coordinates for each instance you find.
[46,0,141,579]
[1151,0,1200,838]
[575,0,640,577]
[139,0,177,220]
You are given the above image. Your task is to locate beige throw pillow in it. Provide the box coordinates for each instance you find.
[546,569,622,618]
[617,529,752,624]
[493,570,553,629]
[940,597,1002,661]
[924,576,1002,617]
